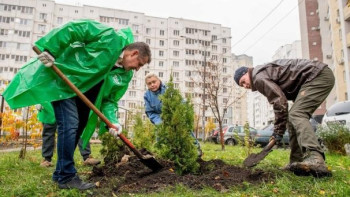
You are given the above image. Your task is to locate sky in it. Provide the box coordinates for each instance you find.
[55,0,301,66]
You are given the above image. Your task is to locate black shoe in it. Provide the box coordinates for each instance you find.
[58,175,95,190]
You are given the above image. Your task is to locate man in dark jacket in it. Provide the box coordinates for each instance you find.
[234,59,334,178]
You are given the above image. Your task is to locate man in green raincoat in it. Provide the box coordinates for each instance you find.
[3,19,151,190]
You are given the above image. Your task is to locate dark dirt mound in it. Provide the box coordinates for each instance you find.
[89,154,274,193]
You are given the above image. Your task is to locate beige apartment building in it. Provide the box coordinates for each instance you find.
[0,0,246,136]
[299,0,350,112]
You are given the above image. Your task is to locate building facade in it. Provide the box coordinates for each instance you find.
[0,0,242,134]
[299,0,350,115]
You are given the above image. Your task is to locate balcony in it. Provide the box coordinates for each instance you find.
[347,32,350,47]
[344,4,350,21]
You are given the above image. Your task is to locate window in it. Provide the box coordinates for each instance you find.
[173,61,179,67]
[57,17,63,24]
[39,13,47,20]
[174,83,179,88]
[223,98,228,103]
[185,81,194,87]
[173,50,179,57]
[119,18,129,25]
[145,71,149,76]
[129,91,136,97]
[90,10,94,13]
[160,30,164,36]
[212,35,217,41]
[223,88,227,93]
[128,102,136,108]
[159,72,163,77]
[0,29,9,36]
[212,45,217,51]
[185,71,192,77]
[173,72,179,78]
[43,4,46,7]
[223,67,227,73]
[159,50,164,57]
[146,28,151,34]
[159,61,164,67]
[223,48,227,53]
[146,39,151,44]
[212,55,217,61]
[173,40,179,46]
[59,7,63,11]
[132,80,137,86]
[159,40,164,46]
[38,24,46,32]
[132,24,139,32]
[223,58,227,63]
[222,38,227,43]
[173,30,179,36]
[75,10,78,14]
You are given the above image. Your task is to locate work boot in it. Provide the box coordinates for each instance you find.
[40,160,53,167]
[58,175,95,190]
[83,156,101,166]
[290,151,332,178]
[280,162,295,171]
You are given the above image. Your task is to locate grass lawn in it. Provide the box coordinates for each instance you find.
[0,143,349,197]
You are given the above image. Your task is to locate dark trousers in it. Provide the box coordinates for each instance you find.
[288,67,335,162]
[41,122,92,162]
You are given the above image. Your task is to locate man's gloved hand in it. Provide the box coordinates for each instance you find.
[38,51,55,67]
[270,132,283,146]
[108,123,122,138]
[35,104,43,111]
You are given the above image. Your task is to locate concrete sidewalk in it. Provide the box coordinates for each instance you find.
[0,139,101,153]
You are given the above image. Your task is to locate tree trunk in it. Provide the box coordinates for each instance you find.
[219,121,225,150]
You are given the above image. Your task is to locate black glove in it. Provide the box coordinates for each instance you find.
[270,133,283,146]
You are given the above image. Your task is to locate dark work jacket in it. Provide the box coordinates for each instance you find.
[250,59,328,136]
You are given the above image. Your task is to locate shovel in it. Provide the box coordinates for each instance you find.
[243,138,276,168]
[33,46,163,172]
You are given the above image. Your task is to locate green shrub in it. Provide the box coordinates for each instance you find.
[155,77,199,175]
[132,111,156,151]
[100,131,128,165]
[317,123,350,155]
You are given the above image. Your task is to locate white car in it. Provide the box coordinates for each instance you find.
[322,101,350,128]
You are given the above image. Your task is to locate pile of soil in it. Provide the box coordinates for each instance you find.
[89,152,274,194]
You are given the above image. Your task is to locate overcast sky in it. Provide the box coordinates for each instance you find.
[55,0,301,66]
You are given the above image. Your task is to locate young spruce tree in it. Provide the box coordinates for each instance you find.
[156,76,199,175]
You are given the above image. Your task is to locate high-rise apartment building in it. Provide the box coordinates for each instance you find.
[0,0,239,134]
[299,0,350,115]
[231,54,252,126]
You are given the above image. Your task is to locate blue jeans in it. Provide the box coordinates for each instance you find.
[52,98,79,184]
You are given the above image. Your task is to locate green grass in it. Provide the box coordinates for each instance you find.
[0,143,349,197]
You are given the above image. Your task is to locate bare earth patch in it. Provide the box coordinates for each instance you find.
[89,151,274,194]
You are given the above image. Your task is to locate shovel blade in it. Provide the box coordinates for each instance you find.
[140,157,163,172]
[243,150,271,167]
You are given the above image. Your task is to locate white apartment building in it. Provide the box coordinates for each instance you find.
[0,0,235,133]
[231,54,252,126]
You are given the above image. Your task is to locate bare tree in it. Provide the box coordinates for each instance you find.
[190,57,246,150]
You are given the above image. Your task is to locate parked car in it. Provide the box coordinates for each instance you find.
[322,101,350,128]
[216,125,257,145]
[208,125,228,143]
[254,124,289,146]
[255,118,320,146]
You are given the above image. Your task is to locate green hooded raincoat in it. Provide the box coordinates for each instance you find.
[3,19,134,148]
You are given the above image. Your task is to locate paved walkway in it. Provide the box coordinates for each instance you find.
[0,139,101,153]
